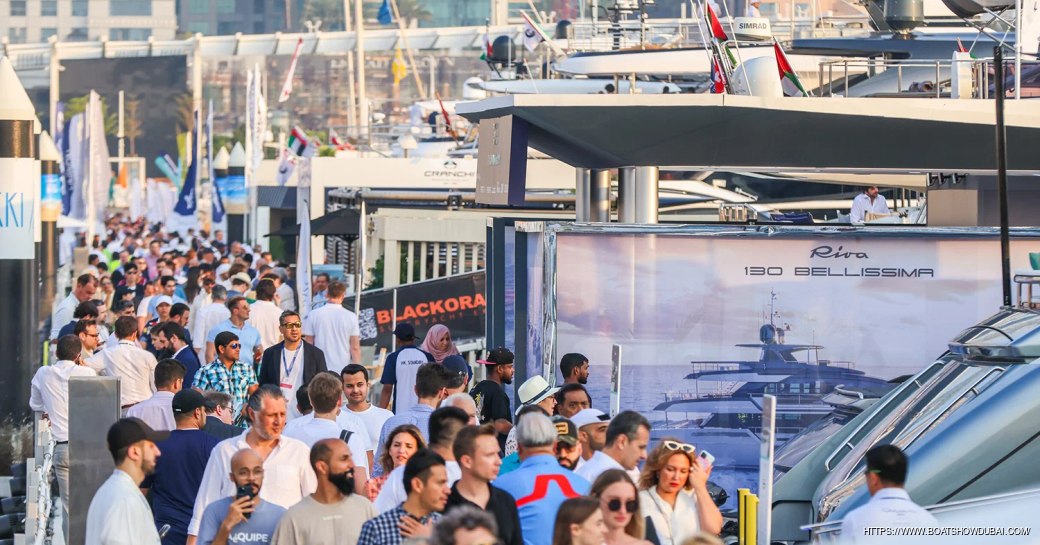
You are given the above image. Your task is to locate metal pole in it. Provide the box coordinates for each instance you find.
[994,46,1012,308]
[49,37,59,136]
[575,168,590,221]
[343,0,359,139]
[589,168,610,222]
[355,0,370,145]
[1015,0,1022,99]
[354,197,366,315]
[634,166,659,224]
[391,288,398,352]
[617,167,636,222]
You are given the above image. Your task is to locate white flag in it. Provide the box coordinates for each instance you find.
[275,148,297,186]
[521,12,545,52]
[295,187,312,319]
[279,37,304,103]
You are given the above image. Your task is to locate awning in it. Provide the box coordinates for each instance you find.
[266,208,361,237]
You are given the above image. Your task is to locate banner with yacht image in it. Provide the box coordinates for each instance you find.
[543,226,1040,506]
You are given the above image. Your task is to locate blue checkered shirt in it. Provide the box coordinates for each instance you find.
[193,360,257,414]
[357,504,441,545]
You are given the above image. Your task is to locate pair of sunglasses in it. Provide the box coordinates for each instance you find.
[662,440,695,453]
[607,498,639,513]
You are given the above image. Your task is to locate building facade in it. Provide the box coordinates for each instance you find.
[177,0,290,36]
[0,0,177,43]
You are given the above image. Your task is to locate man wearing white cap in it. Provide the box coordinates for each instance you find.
[570,409,611,467]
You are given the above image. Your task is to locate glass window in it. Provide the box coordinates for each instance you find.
[10,0,26,16]
[217,0,236,14]
[187,22,210,34]
[188,0,209,13]
[110,0,152,16]
[217,22,238,34]
[40,28,58,41]
[41,0,57,16]
[7,28,27,43]
[110,28,152,40]
[72,0,88,16]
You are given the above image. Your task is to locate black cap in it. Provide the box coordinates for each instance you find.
[442,355,472,380]
[107,418,170,455]
[172,389,207,414]
[478,347,514,365]
[393,323,415,340]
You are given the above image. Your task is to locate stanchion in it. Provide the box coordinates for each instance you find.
[738,488,749,544]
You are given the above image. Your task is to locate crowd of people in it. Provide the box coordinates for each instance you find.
[34,218,933,545]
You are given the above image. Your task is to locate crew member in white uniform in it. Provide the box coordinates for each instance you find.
[839,444,938,543]
[850,186,891,223]
[747,0,762,17]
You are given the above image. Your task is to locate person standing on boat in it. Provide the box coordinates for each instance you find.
[839,444,938,543]
[849,186,890,223]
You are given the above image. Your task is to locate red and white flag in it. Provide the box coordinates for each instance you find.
[278,37,304,103]
[710,56,727,93]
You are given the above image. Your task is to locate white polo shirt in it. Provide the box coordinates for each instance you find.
[839,488,938,544]
[576,450,640,484]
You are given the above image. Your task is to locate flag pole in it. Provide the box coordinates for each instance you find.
[354,196,366,315]
[717,0,752,94]
[388,0,428,98]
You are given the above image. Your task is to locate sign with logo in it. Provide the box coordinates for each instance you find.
[356,271,487,349]
[0,160,37,259]
[477,116,528,206]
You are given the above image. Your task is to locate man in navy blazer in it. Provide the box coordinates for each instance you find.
[257,310,328,414]
[163,322,201,389]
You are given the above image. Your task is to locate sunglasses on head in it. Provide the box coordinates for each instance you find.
[606,498,639,513]
[662,440,695,453]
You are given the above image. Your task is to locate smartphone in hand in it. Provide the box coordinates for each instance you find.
[236,484,255,519]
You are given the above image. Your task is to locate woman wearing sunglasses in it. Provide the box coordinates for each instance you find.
[590,469,653,545]
[637,440,723,545]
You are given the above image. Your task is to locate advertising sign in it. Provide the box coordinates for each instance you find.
[545,226,1040,506]
[476,116,528,206]
[0,160,37,259]
[357,271,486,350]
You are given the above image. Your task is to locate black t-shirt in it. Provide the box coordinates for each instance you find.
[446,483,524,545]
[470,379,512,450]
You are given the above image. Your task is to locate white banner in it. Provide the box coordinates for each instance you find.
[0,160,37,259]
[295,164,312,320]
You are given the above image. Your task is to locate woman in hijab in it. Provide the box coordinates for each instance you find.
[421,323,460,364]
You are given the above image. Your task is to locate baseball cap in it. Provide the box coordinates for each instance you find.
[393,323,416,340]
[442,355,472,381]
[477,347,514,366]
[153,295,173,307]
[172,389,207,414]
[551,416,579,446]
[515,376,561,415]
[231,272,252,285]
[107,418,170,455]
[571,408,611,430]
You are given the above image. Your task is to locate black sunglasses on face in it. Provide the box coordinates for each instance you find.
[607,498,639,513]
[229,343,242,349]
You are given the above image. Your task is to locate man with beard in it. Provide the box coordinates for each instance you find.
[85,418,169,545]
[560,353,589,386]
[271,439,376,545]
[552,416,583,471]
[571,409,611,467]
[470,347,516,452]
[196,449,287,545]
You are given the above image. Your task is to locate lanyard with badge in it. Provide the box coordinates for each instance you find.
[281,346,301,389]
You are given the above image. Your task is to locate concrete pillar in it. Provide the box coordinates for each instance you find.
[575,168,590,222]
[635,166,660,224]
[617,167,637,222]
[0,57,39,421]
[589,168,611,222]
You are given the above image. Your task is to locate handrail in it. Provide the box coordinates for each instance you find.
[823,361,942,471]
[893,366,1005,451]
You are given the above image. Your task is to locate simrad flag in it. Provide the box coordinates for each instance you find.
[521,12,544,52]
[774,39,809,96]
[705,2,729,41]
[279,37,304,103]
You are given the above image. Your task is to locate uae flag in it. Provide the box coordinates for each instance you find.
[288,126,315,157]
[710,56,727,93]
[774,39,809,96]
[480,32,493,61]
[705,3,729,41]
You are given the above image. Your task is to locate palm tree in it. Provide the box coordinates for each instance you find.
[174,94,195,134]
[64,94,118,136]
[124,96,142,156]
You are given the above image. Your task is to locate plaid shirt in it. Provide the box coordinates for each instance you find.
[193,360,257,413]
[357,504,441,545]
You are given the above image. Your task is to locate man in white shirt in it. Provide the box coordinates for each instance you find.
[571,409,611,468]
[271,269,296,312]
[840,444,938,543]
[30,335,98,541]
[374,406,467,513]
[194,285,230,358]
[249,279,283,350]
[95,316,158,409]
[188,385,316,540]
[50,273,98,340]
[188,276,214,338]
[576,410,650,485]
[127,359,186,431]
[302,281,361,372]
[85,418,169,545]
[342,364,394,449]
[850,186,891,223]
[283,373,370,494]
[377,323,434,413]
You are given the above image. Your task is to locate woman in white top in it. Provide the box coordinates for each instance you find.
[637,440,724,545]
[590,469,654,545]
